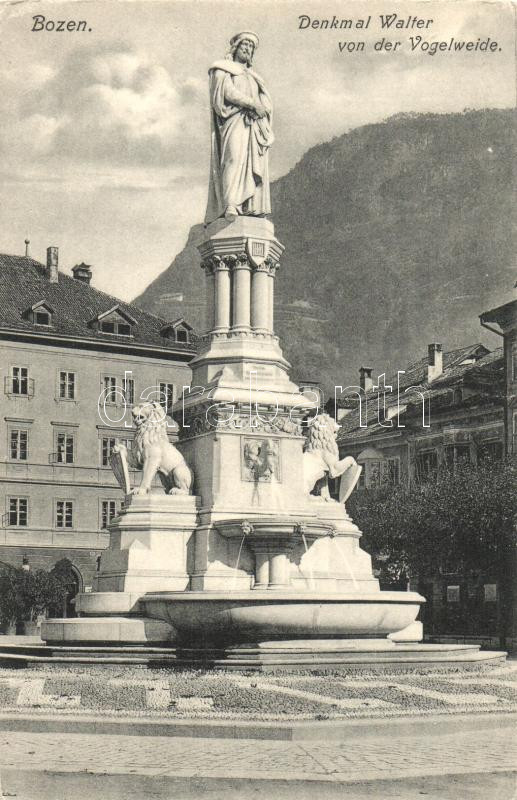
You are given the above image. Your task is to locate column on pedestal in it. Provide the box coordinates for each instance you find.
[265,258,278,334]
[269,548,290,589]
[250,264,270,335]
[253,547,269,589]
[204,266,215,334]
[231,254,251,334]
[213,257,231,335]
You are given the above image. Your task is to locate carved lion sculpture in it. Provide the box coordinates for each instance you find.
[303,413,361,502]
[114,401,192,496]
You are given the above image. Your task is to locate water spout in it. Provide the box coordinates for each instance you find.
[231,520,252,590]
[296,524,315,590]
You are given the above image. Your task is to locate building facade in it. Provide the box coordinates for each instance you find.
[480,297,517,456]
[331,342,504,489]
[330,340,511,648]
[0,247,195,601]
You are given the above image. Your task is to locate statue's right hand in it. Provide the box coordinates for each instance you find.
[253,102,267,119]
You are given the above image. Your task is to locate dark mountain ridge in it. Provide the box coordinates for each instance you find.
[134,108,515,397]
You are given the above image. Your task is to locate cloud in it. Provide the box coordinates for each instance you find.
[5,43,208,167]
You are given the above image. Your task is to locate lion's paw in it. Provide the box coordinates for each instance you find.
[131,486,149,496]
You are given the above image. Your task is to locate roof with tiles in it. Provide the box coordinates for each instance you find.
[0,253,197,355]
[480,297,517,328]
[336,346,504,444]
[335,344,491,412]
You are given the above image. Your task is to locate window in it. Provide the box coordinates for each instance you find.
[35,311,51,326]
[10,429,28,461]
[59,371,76,400]
[101,437,117,466]
[384,458,399,486]
[7,366,33,396]
[160,321,191,342]
[56,500,73,529]
[103,376,118,405]
[101,500,118,529]
[416,450,438,480]
[478,440,503,463]
[56,432,74,464]
[445,444,470,467]
[123,376,135,406]
[100,320,131,336]
[512,343,517,381]
[8,498,28,527]
[159,382,174,415]
[446,585,460,603]
[367,457,399,487]
[484,583,497,602]
[27,301,53,326]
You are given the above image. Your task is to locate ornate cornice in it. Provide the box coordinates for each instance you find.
[175,401,304,439]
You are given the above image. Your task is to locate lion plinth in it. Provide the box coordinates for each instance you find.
[303,413,361,503]
[114,401,192,496]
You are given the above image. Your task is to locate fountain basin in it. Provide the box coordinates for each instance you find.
[215,517,336,541]
[142,590,424,645]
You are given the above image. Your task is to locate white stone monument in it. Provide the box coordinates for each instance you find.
[42,31,427,664]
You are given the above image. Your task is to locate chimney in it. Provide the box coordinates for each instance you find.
[24,239,30,257]
[359,366,373,393]
[72,262,92,286]
[427,343,443,382]
[46,246,59,283]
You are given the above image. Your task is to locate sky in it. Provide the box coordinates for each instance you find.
[0,0,514,301]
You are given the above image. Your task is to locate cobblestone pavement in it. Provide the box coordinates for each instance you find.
[0,723,514,784]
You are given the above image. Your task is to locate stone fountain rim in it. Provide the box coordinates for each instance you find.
[142,590,425,604]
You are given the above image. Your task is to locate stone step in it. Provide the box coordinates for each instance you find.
[41,616,175,645]
[0,639,506,670]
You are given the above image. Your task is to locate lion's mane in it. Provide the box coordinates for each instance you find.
[133,403,169,462]
[304,414,339,457]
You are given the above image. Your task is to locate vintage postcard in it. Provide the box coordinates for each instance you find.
[0,0,515,797]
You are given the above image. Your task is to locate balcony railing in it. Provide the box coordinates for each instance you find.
[4,376,35,397]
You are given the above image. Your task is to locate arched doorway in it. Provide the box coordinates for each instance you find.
[64,567,81,618]
[50,559,82,618]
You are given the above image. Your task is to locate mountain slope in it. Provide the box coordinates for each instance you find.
[134,109,515,396]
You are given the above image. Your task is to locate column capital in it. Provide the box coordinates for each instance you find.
[225,252,250,270]
[264,256,280,276]
[201,255,231,275]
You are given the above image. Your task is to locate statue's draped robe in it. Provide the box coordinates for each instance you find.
[205,60,274,224]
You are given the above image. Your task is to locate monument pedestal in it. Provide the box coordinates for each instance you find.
[95,493,199,593]
[42,493,199,644]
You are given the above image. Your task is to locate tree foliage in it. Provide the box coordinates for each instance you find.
[347,460,517,582]
[0,560,77,625]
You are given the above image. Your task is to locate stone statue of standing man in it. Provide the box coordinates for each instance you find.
[205,31,274,225]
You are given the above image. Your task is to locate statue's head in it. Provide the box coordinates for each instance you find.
[132,401,166,431]
[305,413,341,455]
[228,31,259,66]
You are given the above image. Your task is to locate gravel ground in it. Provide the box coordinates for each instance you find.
[0,664,515,720]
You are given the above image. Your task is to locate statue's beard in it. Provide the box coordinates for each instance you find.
[233,51,253,67]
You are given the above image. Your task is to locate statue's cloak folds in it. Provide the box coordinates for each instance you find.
[205,59,273,224]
